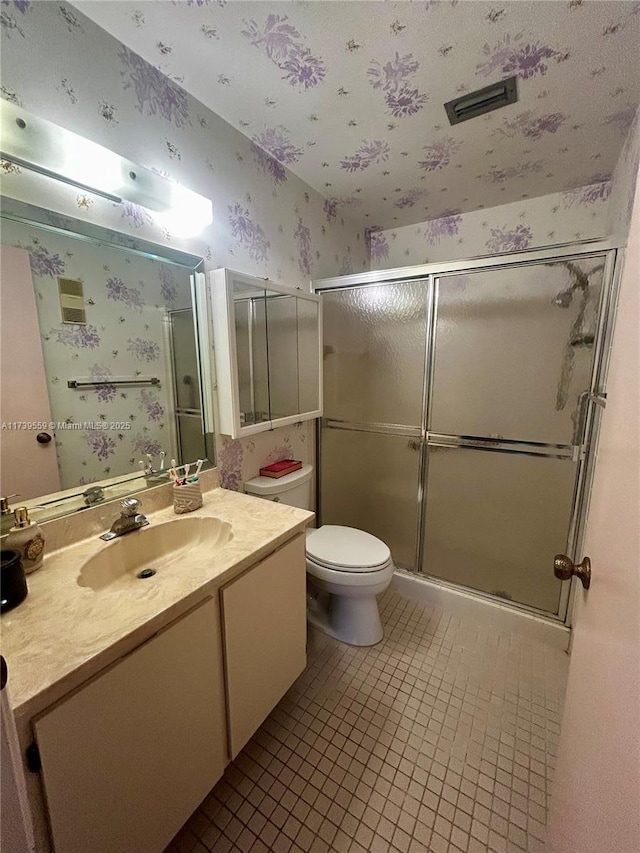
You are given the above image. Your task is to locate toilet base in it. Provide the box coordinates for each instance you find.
[307,588,384,647]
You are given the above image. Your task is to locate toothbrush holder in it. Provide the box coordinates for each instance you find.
[173,481,203,514]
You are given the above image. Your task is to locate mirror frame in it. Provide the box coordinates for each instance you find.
[0,197,214,524]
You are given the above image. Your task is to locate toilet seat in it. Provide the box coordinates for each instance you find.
[306,556,394,588]
[306,525,391,572]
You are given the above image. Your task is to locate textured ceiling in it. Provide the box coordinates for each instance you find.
[74,0,640,230]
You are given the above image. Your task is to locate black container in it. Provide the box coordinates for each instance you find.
[1,549,28,613]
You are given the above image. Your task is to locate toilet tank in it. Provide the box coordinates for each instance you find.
[244,464,313,509]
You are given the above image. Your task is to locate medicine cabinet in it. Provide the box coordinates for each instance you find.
[210,268,322,438]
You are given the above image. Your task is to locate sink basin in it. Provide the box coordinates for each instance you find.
[77,517,233,592]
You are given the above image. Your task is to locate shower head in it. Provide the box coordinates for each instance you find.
[552,288,573,308]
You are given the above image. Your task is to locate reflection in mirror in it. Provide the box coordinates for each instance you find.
[230,279,321,426]
[266,292,299,421]
[232,282,269,427]
[0,201,213,517]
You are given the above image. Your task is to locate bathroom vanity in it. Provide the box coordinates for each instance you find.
[0,484,312,853]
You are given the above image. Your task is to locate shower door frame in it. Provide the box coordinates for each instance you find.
[314,238,623,625]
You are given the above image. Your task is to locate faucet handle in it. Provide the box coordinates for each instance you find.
[120,498,141,517]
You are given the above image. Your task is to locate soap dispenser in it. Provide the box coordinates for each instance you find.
[1,495,18,537]
[5,507,46,574]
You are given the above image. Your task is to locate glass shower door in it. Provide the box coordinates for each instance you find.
[422,257,607,614]
[320,280,429,568]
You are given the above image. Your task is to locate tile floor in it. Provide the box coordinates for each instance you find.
[166,591,569,853]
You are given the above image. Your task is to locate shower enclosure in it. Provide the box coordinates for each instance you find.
[166,308,209,465]
[315,243,619,621]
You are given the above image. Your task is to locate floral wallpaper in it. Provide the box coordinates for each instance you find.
[71,0,640,228]
[368,179,613,269]
[1,216,192,490]
[217,423,310,493]
[1,2,365,495]
[608,106,640,242]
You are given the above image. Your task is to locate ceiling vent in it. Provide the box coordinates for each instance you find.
[58,277,87,324]
[445,77,518,125]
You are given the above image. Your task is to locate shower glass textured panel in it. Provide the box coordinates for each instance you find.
[422,447,576,613]
[430,258,605,445]
[176,413,207,465]
[170,310,202,412]
[321,427,421,569]
[323,281,428,425]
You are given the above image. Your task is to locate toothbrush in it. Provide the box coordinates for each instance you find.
[159,451,166,471]
[182,463,191,485]
[190,459,204,482]
[168,465,180,486]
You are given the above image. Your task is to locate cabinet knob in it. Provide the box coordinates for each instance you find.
[36,432,52,444]
[554,554,591,590]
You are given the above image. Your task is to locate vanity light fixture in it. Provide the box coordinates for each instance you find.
[0,100,213,237]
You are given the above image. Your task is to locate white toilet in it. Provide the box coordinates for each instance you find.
[244,464,394,646]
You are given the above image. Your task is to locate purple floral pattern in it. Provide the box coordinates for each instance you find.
[219,437,243,490]
[477,33,565,80]
[121,202,153,228]
[485,224,534,253]
[0,0,30,38]
[242,15,325,89]
[365,226,390,262]
[419,137,461,172]
[487,162,544,183]
[251,126,302,185]
[294,215,313,276]
[106,277,144,311]
[119,45,190,127]
[228,204,270,262]
[84,430,117,460]
[138,389,165,422]
[340,140,390,173]
[132,434,164,456]
[367,52,428,117]
[159,266,179,304]
[602,106,637,135]
[395,189,428,209]
[493,111,567,140]
[127,337,161,362]
[90,364,117,402]
[562,179,612,207]
[323,197,363,222]
[23,244,66,277]
[50,324,101,349]
[423,210,463,245]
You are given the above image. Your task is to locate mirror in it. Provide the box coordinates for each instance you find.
[211,268,322,439]
[0,197,214,520]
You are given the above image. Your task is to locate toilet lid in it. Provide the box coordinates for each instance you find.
[306,525,391,572]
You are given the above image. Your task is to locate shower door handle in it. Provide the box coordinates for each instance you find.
[554,554,591,589]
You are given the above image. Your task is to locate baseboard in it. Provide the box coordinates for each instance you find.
[390,571,571,652]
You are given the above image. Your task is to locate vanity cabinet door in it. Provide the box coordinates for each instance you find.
[33,598,227,853]
[222,534,307,759]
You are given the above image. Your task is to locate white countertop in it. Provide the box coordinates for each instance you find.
[0,486,313,719]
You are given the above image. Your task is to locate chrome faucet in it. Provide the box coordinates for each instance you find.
[100,498,149,541]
